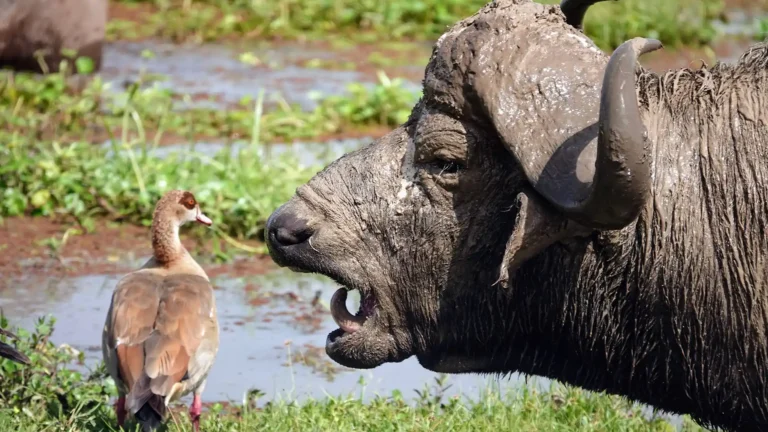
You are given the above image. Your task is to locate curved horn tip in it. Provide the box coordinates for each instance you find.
[564,36,659,229]
[623,37,664,56]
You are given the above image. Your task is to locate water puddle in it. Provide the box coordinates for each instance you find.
[713,8,768,38]
[96,33,768,119]
[99,137,369,175]
[99,40,422,111]
[0,267,534,403]
[0,265,685,427]
[102,137,371,169]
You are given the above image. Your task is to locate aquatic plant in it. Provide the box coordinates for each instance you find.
[756,17,768,41]
[0,113,319,243]
[556,0,724,50]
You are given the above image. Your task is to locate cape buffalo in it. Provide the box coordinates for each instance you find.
[0,0,106,73]
[266,0,768,430]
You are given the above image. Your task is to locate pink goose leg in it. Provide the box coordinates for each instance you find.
[190,394,203,432]
[115,396,127,427]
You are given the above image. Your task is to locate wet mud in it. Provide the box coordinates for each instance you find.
[0,217,270,279]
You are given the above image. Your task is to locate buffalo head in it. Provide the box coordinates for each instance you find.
[266,0,660,371]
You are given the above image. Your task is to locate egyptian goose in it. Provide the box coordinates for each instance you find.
[101,190,219,432]
[0,328,29,364]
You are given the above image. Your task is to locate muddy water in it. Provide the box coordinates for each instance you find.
[95,10,765,115]
[714,7,768,38]
[0,267,538,403]
[100,40,423,111]
[152,137,372,168]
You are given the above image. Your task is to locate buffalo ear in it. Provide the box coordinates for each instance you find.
[496,192,575,288]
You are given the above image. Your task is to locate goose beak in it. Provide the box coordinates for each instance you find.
[196,210,213,226]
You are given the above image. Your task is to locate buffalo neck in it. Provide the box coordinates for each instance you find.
[495,60,768,426]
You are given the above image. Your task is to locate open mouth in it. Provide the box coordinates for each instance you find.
[266,212,405,368]
[328,286,378,343]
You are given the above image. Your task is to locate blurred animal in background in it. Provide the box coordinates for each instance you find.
[0,0,107,73]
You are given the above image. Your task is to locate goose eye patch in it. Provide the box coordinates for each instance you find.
[179,193,197,209]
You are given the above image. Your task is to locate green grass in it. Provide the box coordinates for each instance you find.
[755,17,768,41]
[108,0,726,50]
[0,316,707,432]
[566,0,725,51]
[0,393,706,432]
[0,126,315,242]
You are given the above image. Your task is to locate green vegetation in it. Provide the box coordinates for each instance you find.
[1,122,314,242]
[108,0,725,50]
[1,67,416,145]
[0,67,416,248]
[0,316,115,431]
[0,317,706,432]
[756,17,768,41]
[543,0,725,50]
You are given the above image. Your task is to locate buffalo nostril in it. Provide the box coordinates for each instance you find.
[275,226,312,245]
[269,212,313,246]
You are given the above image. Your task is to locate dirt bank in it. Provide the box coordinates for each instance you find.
[0,216,274,280]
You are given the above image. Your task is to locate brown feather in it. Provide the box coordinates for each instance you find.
[109,271,163,395]
[110,272,162,348]
[116,344,144,389]
[125,373,154,415]
[146,394,167,418]
[141,274,213,397]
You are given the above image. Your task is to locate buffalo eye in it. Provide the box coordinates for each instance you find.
[431,158,463,175]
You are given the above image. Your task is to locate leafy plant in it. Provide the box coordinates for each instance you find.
[756,17,768,41]
[0,128,318,241]
[0,68,419,145]
[107,0,726,50]
[0,316,115,424]
[572,0,725,50]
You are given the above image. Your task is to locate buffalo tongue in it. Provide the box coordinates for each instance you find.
[331,288,365,333]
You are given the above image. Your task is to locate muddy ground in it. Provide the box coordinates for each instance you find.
[0,216,273,280]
